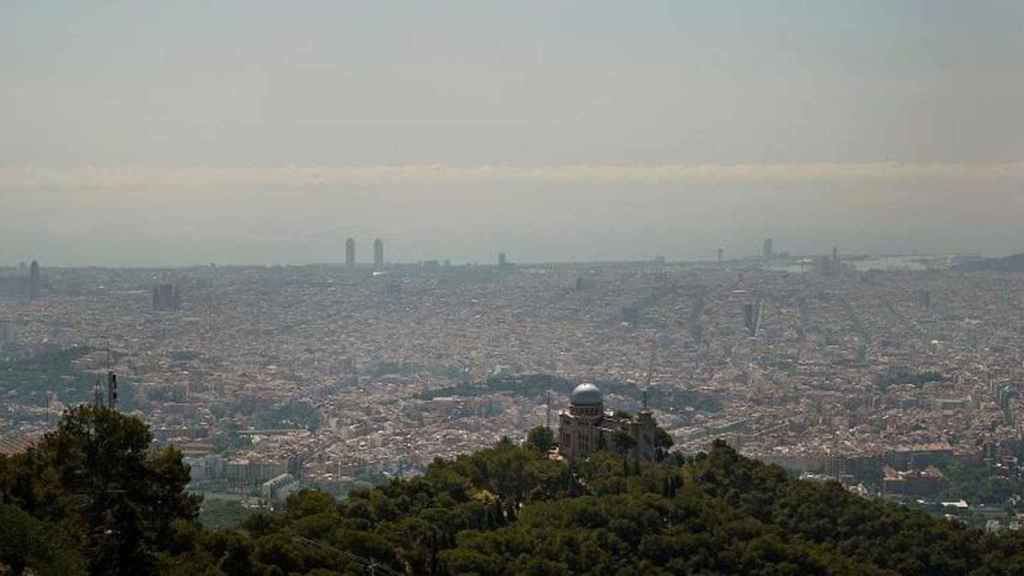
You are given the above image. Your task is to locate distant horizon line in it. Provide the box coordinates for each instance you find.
[2,161,1022,189]
[0,252,986,271]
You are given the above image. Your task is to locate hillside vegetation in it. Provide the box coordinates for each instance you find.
[4,409,1024,575]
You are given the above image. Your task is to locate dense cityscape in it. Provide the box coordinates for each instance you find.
[4,242,1024,528]
[4,1,1023,572]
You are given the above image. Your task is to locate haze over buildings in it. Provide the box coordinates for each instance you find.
[7,2,1024,565]
[1,1,1023,266]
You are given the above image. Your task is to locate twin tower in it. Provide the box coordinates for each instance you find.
[346,238,384,270]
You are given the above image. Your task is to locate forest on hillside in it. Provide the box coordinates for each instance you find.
[5,408,1024,575]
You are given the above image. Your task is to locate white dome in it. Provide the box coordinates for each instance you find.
[571,383,603,406]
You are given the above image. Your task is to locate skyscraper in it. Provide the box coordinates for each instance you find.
[28,260,40,301]
[153,283,181,311]
[743,299,763,337]
[373,238,384,270]
[762,239,773,260]
[498,252,508,268]
[346,238,356,268]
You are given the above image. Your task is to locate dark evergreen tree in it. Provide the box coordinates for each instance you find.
[526,425,555,453]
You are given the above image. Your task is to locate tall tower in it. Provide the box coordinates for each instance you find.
[28,260,40,301]
[498,252,508,268]
[717,248,724,264]
[373,238,384,270]
[743,299,762,337]
[346,238,356,268]
[107,371,118,411]
[762,239,773,260]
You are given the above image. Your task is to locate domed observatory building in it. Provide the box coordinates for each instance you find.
[558,382,658,462]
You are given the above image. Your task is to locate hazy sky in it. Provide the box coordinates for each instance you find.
[2,1,1022,265]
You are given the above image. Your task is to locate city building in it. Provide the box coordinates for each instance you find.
[762,238,773,260]
[815,255,837,277]
[374,238,384,270]
[261,472,299,501]
[225,459,287,492]
[743,299,763,337]
[346,238,356,268]
[184,454,225,482]
[558,382,658,462]
[882,466,947,497]
[498,252,508,268]
[29,260,40,301]
[153,283,181,311]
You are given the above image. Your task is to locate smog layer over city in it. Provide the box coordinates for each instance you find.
[3,2,1024,575]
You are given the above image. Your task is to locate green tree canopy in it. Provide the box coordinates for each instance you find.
[526,426,555,453]
[9,410,1024,576]
[0,406,201,576]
